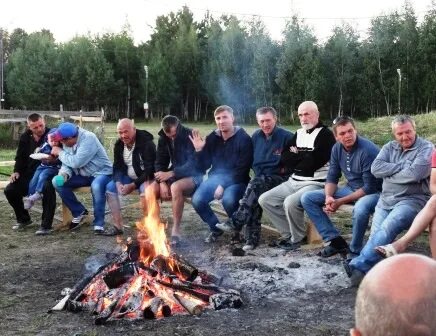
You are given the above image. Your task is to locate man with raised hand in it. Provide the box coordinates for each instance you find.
[104,118,156,236]
[258,101,336,251]
[145,115,204,246]
[51,122,112,235]
[344,115,434,287]
[4,113,56,235]
[301,116,381,260]
[216,106,292,251]
[190,105,253,243]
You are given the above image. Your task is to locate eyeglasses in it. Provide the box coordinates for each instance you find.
[332,115,354,125]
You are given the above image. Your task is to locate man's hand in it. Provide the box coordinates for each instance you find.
[116,182,124,195]
[214,185,224,200]
[122,183,136,195]
[10,172,20,183]
[189,129,206,152]
[51,146,62,156]
[159,182,171,201]
[323,196,341,214]
[154,171,174,183]
[289,146,299,154]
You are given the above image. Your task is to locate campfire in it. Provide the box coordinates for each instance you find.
[51,195,242,324]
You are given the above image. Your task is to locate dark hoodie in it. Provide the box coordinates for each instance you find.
[196,126,253,188]
[113,129,156,187]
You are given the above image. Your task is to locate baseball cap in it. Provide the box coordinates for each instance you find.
[51,123,78,141]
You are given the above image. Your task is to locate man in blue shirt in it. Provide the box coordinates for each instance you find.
[301,116,381,260]
[216,107,293,251]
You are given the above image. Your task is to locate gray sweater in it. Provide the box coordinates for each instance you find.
[371,136,434,210]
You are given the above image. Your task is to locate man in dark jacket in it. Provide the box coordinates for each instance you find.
[4,113,56,235]
[145,115,204,245]
[190,105,253,243]
[104,118,156,235]
[259,101,336,251]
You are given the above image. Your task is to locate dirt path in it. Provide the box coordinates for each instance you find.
[0,195,357,336]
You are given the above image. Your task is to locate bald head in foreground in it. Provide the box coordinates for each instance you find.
[351,254,436,336]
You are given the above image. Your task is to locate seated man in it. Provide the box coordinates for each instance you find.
[4,113,56,235]
[104,118,156,236]
[145,115,204,245]
[51,122,113,234]
[190,105,253,243]
[301,116,381,260]
[216,106,293,251]
[344,115,434,287]
[351,254,436,336]
[258,101,336,251]
[375,150,436,259]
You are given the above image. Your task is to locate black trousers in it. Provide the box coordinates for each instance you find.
[4,177,56,229]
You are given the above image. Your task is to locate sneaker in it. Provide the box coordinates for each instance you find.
[216,220,237,232]
[278,239,304,251]
[24,192,42,210]
[12,219,33,230]
[204,231,223,243]
[93,226,105,235]
[242,241,256,251]
[35,228,53,236]
[69,210,89,231]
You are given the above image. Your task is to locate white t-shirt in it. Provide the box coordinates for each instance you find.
[123,144,137,179]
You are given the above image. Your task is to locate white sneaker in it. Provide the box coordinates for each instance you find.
[242,243,255,251]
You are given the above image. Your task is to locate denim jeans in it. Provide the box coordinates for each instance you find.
[106,175,146,195]
[191,179,246,233]
[29,165,59,195]
[52,174,112,228]
[350,201,420,273]
[301,187,379,254]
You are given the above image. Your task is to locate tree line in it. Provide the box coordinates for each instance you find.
[0,1,435,122]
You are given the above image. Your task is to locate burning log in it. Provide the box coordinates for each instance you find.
[103,262,137,289]
[198,270,223,286]
[143,297,171,319]
[156,279,211,302]
[173,293,203,316]
[209,292,243,310]
[170,253,199,282]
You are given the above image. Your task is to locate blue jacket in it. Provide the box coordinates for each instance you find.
[252,126,293,177]
[58,128,112,178]
[196,127,253,187]
[155,124,204,179]
[327,136,382,195]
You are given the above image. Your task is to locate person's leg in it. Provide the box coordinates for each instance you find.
[351,202,419,274]
[258,181,294,240]
[430,217,436,259]
[38,179,56,231]
[170,177,196,238]
[284,182,323,243]
[90,174,112,229]
[28,166,43,196]
[221,183,246,218]
[5,177,32,224]
[34,167,58,194]
[105,180,124,231]
[191,179,221,233]
[350,193,379,254]
[391,195,436,254]
[53,175,90,217]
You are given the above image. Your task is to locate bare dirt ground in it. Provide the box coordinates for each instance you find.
[0,193,430,336]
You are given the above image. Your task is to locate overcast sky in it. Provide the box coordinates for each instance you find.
[1,0,433,44]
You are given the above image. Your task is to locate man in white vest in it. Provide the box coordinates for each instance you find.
[259,101,336,251]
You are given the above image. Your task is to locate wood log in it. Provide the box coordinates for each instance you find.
[143,297,164,319]
[198,270,223,286]
[173,293,203,316]
[209,292,243,310]
[156,279,211,302]
[170,253,199,282]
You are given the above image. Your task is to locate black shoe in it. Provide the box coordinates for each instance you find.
[279,240,303,251]
[69,209,89,231]
[12,219,33,230]
[102,226,123,236]
[342,259,364,287]
[204,230,223,243]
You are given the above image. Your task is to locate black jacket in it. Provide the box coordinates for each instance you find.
[113,129,156,187]
[14,128,51,179]
[155,124,204,179]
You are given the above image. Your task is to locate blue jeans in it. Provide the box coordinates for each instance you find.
[29,165,59,195]
[301,187,379,254]
[106,175,146,195]
[52,174,112,228]
[350,201,420,273]
[191,179,246,233]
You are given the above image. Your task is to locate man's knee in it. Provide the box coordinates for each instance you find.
[300,191,321,208]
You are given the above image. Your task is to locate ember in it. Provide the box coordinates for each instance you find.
[52,194,242,324]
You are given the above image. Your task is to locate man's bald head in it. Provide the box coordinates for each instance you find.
[117,118,136,146]
[352,254,436,336]
[297,101,320,130]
